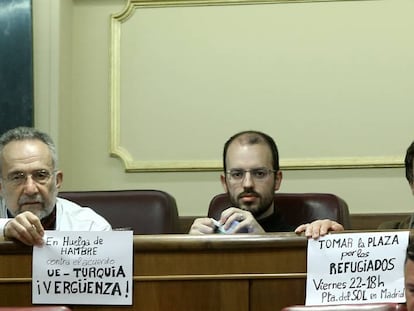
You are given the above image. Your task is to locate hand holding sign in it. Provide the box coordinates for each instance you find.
[306,231,409,306]
[32,231,133,305]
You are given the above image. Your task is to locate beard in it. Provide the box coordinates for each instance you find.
[229,190,274,217]
[17,193,55,220]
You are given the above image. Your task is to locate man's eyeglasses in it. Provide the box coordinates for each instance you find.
[226,168,276,182]
[3,169,55,186]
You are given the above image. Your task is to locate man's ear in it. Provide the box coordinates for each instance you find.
[274,170,282,191]
[220,174,228,192]
[55,170,63,189]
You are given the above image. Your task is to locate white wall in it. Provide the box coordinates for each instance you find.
[33,0,414,216]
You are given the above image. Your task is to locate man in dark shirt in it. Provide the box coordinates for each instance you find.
[405,241,414,311]
[189,130,343,238]
[379,141,414,229]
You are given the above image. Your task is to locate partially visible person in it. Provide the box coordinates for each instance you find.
[405,241,414,311]
[189,130,344,239]
[0,127,111,246]
[379,141,414,229]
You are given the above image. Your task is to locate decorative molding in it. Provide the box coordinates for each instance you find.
[33,0,61,143]
[118,0,371,10]
[109,148,403,172]
[110,0,398,173]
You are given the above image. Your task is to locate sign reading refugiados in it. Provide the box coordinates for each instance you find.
[306,231,409,306]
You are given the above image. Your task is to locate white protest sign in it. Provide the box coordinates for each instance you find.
[306,231,409,306]
[32,231,133,305]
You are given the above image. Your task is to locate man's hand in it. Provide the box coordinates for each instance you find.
[189,217,216,234]
[219,207,265,234]
[189,207,266,234]
[294,219,344,239]
[4,211,45,246]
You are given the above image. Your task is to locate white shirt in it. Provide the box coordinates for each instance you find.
[0,197,112,236]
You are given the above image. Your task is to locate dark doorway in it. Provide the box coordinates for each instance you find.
[0,0,33,135]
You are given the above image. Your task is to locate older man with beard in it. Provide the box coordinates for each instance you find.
[189,130,343,239]
[0,127,111,246]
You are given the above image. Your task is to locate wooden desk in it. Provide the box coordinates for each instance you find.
[0,233,307,311]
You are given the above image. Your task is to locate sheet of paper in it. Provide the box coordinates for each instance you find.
[306,231,409,305]
[32,230,133,305]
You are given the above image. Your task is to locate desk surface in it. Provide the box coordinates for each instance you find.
[0,233,308,311]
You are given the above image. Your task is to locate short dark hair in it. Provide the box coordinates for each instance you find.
[222,130,279,173]
[0,127,58,175]
[405,141,414,185]
[406,241,414,264]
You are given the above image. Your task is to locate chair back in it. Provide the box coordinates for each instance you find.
[0,308,71,311]
[59,190,179,234]
[208,192,351,229]
[281,303,407,311]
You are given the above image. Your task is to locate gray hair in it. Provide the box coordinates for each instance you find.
[0,127,58,175]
